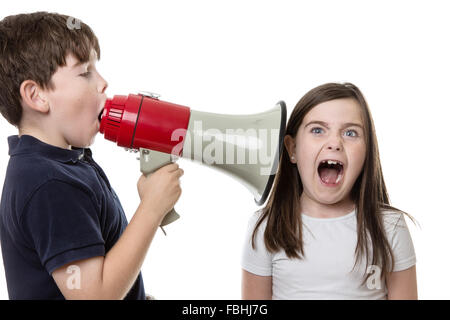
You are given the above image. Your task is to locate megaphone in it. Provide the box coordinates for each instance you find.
[99,92,286,227]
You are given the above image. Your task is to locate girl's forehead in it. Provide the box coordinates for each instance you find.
[303,98,363,125]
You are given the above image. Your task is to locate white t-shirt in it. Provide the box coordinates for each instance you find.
[241,209,416,300]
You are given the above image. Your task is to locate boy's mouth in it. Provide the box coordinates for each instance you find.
[98,108,104,122]
[317,159,344,186]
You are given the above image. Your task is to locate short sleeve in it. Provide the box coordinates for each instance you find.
[241,211,272,276]
[382,211,416,272]
[21,180,105,275]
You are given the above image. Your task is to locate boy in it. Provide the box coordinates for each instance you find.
[0,12,183,299]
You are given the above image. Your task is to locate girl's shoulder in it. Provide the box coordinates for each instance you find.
[247,209,269,234]
[249,209,266,225]
[379,208,411,234]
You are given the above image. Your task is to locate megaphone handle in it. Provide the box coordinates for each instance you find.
[160,208,180,226]
[139,148,180,232]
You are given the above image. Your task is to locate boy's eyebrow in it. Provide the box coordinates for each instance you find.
[71,60,89,69]
[304,120,364,129]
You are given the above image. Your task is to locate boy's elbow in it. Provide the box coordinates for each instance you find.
[52,256,126,300]
[56,278,126,300]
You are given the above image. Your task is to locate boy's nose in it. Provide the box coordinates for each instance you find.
[97,75,108,94]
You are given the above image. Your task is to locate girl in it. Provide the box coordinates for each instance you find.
[241,83,417,300]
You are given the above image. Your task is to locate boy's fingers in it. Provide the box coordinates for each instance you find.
[170,168,184,180]
[163,163,179,172]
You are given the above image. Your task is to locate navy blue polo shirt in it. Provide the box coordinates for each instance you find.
[0,135,145,299]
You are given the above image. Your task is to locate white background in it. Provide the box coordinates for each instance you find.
[0,0,449,299]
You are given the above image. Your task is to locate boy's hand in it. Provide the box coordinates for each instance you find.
[137,163,184,222]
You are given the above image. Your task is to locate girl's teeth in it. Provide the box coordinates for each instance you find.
[336,173,343,183]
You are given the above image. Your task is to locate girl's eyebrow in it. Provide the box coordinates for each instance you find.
[342,122,364,130]
[305,120,329,128]
[305,120,364,129]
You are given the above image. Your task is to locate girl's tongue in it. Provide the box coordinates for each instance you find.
[318,161,343,185]
[319,167,339,184]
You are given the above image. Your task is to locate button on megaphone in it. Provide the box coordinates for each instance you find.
[99,92,286,228]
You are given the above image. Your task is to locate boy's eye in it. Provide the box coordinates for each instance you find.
[79,71,91,78]
[344,129,358,137]
[311,127,324,134]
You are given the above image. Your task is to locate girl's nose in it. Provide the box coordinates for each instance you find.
[327,145,341,151]
[325,135,343,151]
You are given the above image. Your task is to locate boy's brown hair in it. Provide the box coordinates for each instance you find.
[0,11,100,127]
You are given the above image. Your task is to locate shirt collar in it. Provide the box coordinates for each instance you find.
[7,135,91,163]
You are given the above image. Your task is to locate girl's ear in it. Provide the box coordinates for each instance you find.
[284,135,297,163]
[19,80,50,114]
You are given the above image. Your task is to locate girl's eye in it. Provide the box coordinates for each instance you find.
[311,127,324,134]
[344,129,358,137]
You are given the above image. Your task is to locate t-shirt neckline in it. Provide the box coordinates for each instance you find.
[301,209,356,222]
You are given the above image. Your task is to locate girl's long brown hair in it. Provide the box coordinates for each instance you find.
[252,82,410,282]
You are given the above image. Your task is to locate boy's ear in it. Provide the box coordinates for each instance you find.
[19,80,50,114]
[284,135,297,163]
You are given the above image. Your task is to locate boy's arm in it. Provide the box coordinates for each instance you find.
[52,163,183,300]
[386,265,418,300]
[52,203,159,299]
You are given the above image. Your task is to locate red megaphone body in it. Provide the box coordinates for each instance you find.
[100,92,190,155]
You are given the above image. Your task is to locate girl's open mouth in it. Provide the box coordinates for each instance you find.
[318,159,344,186]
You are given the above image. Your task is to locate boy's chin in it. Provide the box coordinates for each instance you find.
[70,133,97,149]
[86,133,97,147]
